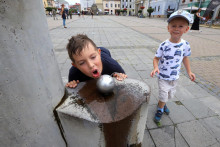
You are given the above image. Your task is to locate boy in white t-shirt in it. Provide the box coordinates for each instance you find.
[150,10,196,124]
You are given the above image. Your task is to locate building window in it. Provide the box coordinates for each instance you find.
[111,4,112,7]
[106,4,108,8]
[130,5,131,8]
[122,5,124,8]
[118,4,120,7]
[115,4,117,7]
[158,6,160,12]
[154,6,156,11]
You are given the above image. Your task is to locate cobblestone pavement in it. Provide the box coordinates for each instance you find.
[47,15,220,147]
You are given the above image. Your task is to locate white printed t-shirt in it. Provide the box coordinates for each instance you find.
[155,39,191,81]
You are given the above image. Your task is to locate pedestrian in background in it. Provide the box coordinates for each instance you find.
[52,9,57,20]
[82,10,84,18]
[61,4,67,28]
[91,10,94,19]
[150,10,196,126]
[190,8,205,31]
[49,11,52,17]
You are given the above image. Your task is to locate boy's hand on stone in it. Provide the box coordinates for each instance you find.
[65,80,79,88]
[112,73,127,81]
[151,68,159,77]
[188,72,196,81]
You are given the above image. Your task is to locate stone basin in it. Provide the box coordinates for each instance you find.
[56,78,150,147]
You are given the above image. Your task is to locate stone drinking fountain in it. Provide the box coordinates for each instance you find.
[1,1,150,146]
[56,76,150,147]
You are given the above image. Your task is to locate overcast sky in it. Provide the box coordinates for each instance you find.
[65,0,80,5]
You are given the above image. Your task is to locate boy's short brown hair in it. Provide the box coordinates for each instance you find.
[66,34,97,62]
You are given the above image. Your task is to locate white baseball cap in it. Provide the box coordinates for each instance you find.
[167,10,193,24]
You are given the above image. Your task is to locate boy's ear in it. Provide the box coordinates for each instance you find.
[71,62,77,67]
[185,26,190,33]
[98,48,101,55]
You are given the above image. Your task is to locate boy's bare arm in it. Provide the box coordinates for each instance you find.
[183,57,196,81]
[150,57,160,77]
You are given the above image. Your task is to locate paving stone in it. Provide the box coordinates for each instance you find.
[175,127,189,147]
[148,92,158,106]
[137,70,150,80]
[151,88,159,100]
[128,74,142,80]
[142,130,156,147]
[56,54,68,64]
[199,116,220,142]
[137,55,153,64]
[177,120,218,147]
[149,126,175,147]
[133,63,148,71]
[175,85,197,100]
[181,99,217,119]
[199,96,220,115]
[185,84,212,98]
[178,75,196,86]
[209,142,220,147]
[144,78,158,90]
[116,59,131,65]
[167,102,195,124]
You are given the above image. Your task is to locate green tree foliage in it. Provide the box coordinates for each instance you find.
[116,10,121,15]
[147,7,154,18]
[69,8,77,14]
[45,7,57,13]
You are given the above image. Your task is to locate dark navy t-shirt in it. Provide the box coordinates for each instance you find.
[68,47,125,82]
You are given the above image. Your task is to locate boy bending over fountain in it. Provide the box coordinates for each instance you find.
[65,34,127,88]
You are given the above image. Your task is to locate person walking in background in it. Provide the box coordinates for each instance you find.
[52,9,57,20]
[150,10,195,126]
[61,4,67,28]
[66,9,69,19]
[82,10,84,18]
[49,11,52,17]
[190,8,205,31]
[91,10,94,19]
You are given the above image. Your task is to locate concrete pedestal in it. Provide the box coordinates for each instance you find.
[56,78,150,147]
[0,0,65,146]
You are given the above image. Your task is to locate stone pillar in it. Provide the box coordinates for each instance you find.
[0,0,65,146]
[56,78,150,147]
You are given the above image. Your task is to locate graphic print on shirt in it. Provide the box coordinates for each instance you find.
[155,39,191,81]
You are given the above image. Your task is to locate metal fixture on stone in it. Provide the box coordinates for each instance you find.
[96,75,115,94]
